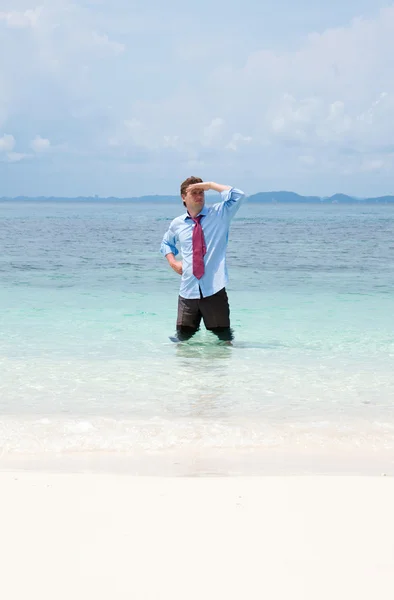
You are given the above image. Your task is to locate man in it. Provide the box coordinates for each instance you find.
[160,177,246,342]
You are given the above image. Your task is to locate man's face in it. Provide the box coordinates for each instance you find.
[182,187,205,212]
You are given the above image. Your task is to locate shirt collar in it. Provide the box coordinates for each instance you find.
[183,205,209,221]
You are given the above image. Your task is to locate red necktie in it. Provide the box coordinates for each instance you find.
[191,215,206,279]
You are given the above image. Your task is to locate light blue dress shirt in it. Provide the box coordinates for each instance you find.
[160,188,246,299]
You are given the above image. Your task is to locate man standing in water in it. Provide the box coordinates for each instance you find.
[160,177,246,342]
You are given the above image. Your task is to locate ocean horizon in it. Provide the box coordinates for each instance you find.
[3,190,394,204]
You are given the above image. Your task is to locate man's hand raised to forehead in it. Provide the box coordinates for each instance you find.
[187,181,212,192]
[187,181,232,194]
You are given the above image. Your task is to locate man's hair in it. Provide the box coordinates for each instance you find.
[180,176,203,198]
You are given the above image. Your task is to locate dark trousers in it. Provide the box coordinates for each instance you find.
[176,287,233,342]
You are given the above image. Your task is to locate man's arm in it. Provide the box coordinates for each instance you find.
[187,181,246,219]
[166,253,182,275]
[160,224,183,275]
[208,182,231,193]
[219,187,246,217]
[187,181,231,193]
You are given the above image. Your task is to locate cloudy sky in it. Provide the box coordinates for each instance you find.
[1,0,394,197]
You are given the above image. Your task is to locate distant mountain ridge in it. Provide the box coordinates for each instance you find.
[247,191,394,204]
[1,191,394,203]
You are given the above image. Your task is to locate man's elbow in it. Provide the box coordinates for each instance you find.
[161,245,177,257]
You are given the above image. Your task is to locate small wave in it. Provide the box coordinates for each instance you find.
[10,263,42,271]
[1,417,394,456]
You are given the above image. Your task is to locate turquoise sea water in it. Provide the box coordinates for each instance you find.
[0,200,393,473]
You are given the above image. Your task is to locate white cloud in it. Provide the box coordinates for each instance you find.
[268,94,320,141]
[362,158,385,172]
[109,119,182,151]
[90,31,125,55]
[201,118,225,147]
[2,1,394,196]
[31,135,51,152]
[226,133,253,152]
[299,155,316,166]
[0,134,15,152]
[187,158,205,169]
[6,152,29,162]
[107,5,394,182]
[117,118,156,149]
[357,92,388,125]
[234,6,394,153]
[0,1,128,126]
[0,7,42,29]
[163,135,179,148]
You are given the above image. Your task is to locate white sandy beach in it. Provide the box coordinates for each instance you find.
[1,474,394,600]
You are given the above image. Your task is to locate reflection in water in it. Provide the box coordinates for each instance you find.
[171,339,234,418]
[175,341,232,361]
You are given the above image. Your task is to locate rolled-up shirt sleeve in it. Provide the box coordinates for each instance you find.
[219,187,246,220]
[160,223,179,257]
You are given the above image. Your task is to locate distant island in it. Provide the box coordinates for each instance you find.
[1,191,394,204]
[247,191,394,204]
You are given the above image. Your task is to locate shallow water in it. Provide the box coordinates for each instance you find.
[1,201,393,469]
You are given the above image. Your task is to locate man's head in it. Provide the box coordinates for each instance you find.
[180,176,204,211]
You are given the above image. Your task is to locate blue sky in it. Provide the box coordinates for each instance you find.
[1,0,394,197]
